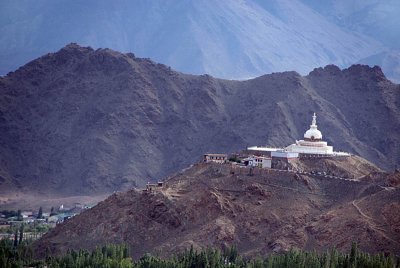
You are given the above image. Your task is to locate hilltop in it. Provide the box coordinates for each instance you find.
[33,158,400,258]
[0,44,399,202]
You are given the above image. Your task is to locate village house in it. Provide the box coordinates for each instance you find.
[145,181,164,192]
[203,153,227,164]
[243,155,272,168]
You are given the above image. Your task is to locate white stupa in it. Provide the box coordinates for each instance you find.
[285,113,333,154]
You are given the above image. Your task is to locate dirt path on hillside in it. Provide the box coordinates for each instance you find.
[352,195,400,246]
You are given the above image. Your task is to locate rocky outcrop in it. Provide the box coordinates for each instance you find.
[33,161,400,258]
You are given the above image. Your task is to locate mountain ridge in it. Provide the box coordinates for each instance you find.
[0,44,399,198]
[1,0,398,81]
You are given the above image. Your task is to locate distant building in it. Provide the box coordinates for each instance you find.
[285,113,333,154]
[245,147,279,157]
[271,151,299,170]
[248,113,349,156]
[271,151,299,159]
[203,153,227,163]
[244,156,272,168]
[21,211,33,218]
[146,181,164,191]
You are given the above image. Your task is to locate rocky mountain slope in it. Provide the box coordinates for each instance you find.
[301,0,400,49]
[2,0,399,81]
[33,161,400,258]
[0,44,399,197]
[303,0,400,83]
[358,51,400,83]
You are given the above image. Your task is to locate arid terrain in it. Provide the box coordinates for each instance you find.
[34,157,400,259]
[0,44,399,205]
[0,192,108,211]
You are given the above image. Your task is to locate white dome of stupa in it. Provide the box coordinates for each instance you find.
[304,128,322,140]
[303,113,322,140]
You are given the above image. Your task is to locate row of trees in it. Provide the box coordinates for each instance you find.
[1,206,58,221]
[3,222,50,235]
[0,240,398,268]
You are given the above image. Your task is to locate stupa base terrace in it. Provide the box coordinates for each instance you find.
[246,146,350,159]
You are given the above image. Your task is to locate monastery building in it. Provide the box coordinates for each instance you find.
[248,113,349,157]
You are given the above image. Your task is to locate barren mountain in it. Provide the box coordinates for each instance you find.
[33,160,400,258]
[0,44,399,198]
[358,50,400,83]
[2,0,398,80]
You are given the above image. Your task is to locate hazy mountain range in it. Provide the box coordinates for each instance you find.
[0,44,399,196]
[1,0,399,81]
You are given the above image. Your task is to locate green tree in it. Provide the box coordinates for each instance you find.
[16,210,23,221]
[37,207,43,219]
[349,242,358,267]
[13,228,18,247]
[18,224,24,245]
[50,207,56,216]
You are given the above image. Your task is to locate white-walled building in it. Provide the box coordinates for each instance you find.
[244,156,272,168]
[285,113,334,155]
[248,113,349,156]
[271,151,299,158]
[203,153,227,163]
